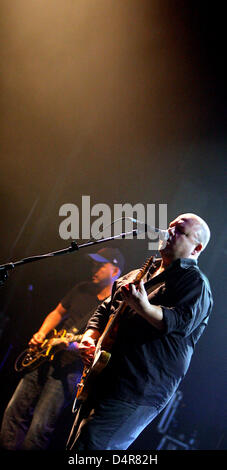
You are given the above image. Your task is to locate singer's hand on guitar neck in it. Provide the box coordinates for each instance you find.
[78,328,100,366]
[121,280,150,314]
[121,280,165,331]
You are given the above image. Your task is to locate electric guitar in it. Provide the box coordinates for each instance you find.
[75,256,156,404]
[14,328,82,372]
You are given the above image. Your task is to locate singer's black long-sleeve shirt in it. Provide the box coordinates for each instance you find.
[85,258,213,407]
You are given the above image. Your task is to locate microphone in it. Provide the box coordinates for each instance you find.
[127,218,169,241]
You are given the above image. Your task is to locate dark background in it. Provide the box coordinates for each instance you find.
[0,0,226,450]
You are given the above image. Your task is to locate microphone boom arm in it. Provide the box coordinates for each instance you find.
[0,229,139,287]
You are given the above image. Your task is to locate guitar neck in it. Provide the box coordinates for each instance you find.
[67,333,83,343]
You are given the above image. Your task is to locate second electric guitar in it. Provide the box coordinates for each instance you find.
[14,328,82,372]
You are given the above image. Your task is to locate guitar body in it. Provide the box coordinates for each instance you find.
[76,349,111,402]
[75,308,125,404]
[14,329,82,373]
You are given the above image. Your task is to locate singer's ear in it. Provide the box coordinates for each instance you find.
[191,243,203,256]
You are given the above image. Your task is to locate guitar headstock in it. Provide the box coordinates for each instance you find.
[134,256,155,284]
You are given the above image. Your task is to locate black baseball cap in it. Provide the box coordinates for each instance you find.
[87,247,125,272]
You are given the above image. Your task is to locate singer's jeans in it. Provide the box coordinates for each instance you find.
[0,363,81,450]
[70,396,163,450]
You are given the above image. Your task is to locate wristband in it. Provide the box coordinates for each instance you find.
[67,341,79,352]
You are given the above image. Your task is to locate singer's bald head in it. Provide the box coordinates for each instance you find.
[170,213,211,257]
[163,213,211,262]
[180,213,211,252]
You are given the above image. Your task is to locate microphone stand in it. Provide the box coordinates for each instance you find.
[0,229,139,287]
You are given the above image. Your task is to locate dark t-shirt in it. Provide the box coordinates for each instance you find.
[53,282,100,372]
[86,258,213,407]
[61,281,100,332]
